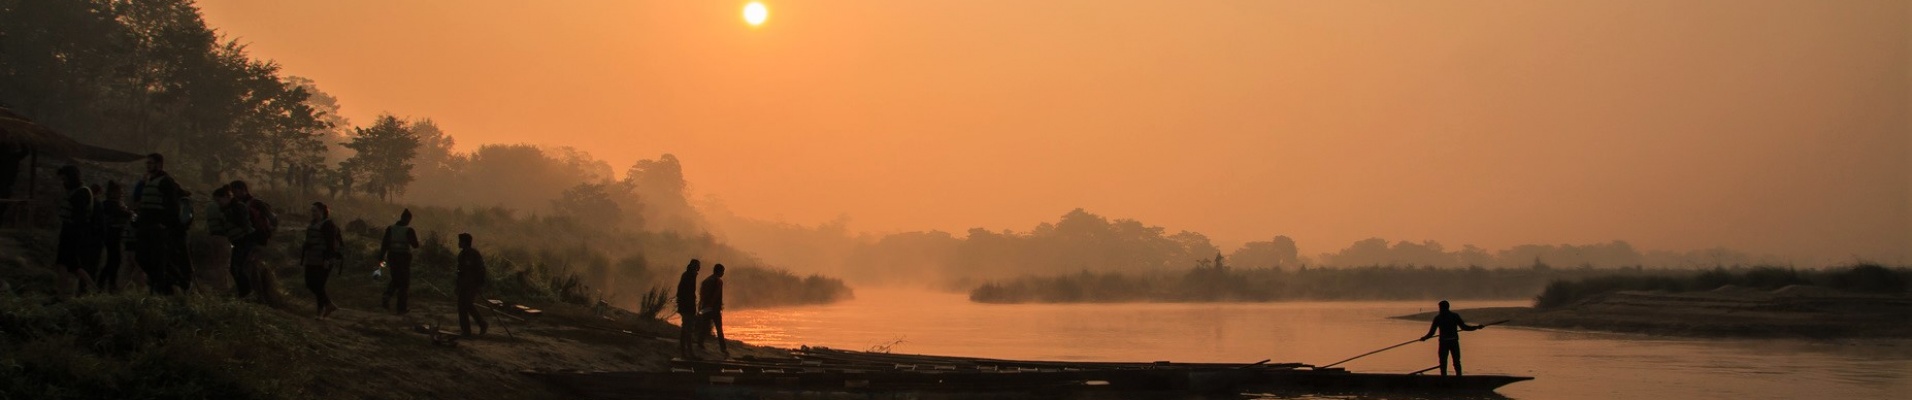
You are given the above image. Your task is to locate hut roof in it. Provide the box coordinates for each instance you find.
[0,108,143,162]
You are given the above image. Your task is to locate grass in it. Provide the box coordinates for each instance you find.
[0,293,324,399]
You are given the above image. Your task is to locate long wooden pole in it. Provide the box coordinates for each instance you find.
[1321,319,1513,369]
[1321,339,1419,369]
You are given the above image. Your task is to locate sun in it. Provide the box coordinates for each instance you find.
[743,2,768,26]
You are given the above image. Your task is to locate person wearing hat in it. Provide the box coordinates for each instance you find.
[1419,300,1486,376]
[378,209,421,315]
[53,165,96,296]
[454,232,489,336]
[301,202,344,319]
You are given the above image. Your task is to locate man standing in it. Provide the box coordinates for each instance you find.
[132,154,186,294]
[698,263,728,357]
[1419,300,1486,376]
[675,259,701,359]
[206,186,254,296]
[54,166,96,296]
[379,209,420,315]
[454,233,489,336]
[226,181,273,298]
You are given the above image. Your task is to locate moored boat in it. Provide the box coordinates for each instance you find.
[527,348,1533,399]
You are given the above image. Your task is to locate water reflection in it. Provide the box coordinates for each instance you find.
[727,288,1912,400]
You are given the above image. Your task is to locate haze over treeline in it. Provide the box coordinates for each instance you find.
[711,208,1795,287]
[192,0,1910,267]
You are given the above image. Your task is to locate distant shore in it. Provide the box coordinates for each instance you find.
[1393,287,1912,339]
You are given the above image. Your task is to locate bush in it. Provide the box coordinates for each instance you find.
[1820,264,1908,294]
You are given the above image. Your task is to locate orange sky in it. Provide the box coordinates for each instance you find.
[196,1,1909,263]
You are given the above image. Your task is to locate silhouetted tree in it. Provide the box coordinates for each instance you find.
[552,182,623,229]
[341,115,420,201]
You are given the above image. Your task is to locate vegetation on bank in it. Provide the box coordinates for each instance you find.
[967,255,1683,303]
[0,293,324,399]
[1531,264,1910,309]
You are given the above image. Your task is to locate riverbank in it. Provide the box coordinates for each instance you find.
[1393,287,1912,339]
[0,228,783,399]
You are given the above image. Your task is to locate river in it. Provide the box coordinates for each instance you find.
[722,288,1911,399]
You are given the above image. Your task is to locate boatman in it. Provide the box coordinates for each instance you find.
[1418,300,1485,376]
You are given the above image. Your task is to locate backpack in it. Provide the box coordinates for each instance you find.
[177,194,195,227]
[247,198,278,243]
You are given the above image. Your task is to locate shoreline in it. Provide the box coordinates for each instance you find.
[1391,289,1912,340]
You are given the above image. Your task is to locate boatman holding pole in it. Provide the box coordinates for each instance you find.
[1419,300,1485,376]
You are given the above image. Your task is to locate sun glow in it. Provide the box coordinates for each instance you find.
[743,2,768,26]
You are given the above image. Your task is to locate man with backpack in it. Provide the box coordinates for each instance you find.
[207,185,255,297]
[227,181,276,299]
[132,153,188,294]
[379,209,421,315]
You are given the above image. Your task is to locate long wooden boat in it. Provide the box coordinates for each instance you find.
[527,347,1533,399]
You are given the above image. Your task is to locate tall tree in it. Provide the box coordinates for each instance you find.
[552,182,623,229]
[341,115,420,201]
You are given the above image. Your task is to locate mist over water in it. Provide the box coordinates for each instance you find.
[727,288,1912,400]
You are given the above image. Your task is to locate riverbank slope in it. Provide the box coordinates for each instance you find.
[0,229,781,399]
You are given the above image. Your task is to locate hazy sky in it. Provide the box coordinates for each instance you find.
[197,1,1909,263]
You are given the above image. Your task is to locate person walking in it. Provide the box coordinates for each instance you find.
[1419,300,1487,376]
[675,259,701,359]
[698,263,728,357]
[228,181,277,300]
[53,166,96,296]
[132,153,187,294]
[301,202,343,319]
[454,233,489,336]
[95,181,131,293]
[379,209,420,315]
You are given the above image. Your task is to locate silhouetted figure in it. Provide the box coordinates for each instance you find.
[206,186,251,294]
[455,233,489,336]
[54,166,96,296]
[379,209,421,315]
[301,202,343,319]
[224,181,271,298]
[675,259,702,359]
[698,263,728,357]
[132,153,188,294]
[1419,300,1485,376]
[95,181,131,293]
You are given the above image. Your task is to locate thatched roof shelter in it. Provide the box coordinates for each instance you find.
[0,107,143,162]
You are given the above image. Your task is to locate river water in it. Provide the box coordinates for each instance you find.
[723,288,1911,399]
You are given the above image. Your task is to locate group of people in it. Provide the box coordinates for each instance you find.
[51,153,190,296]
[674,259,728,359]
[50,153,496,336]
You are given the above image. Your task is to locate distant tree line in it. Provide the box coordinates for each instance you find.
[718,207,1794,289]
[1532,264,1910,309]
[967,255,1670,303]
